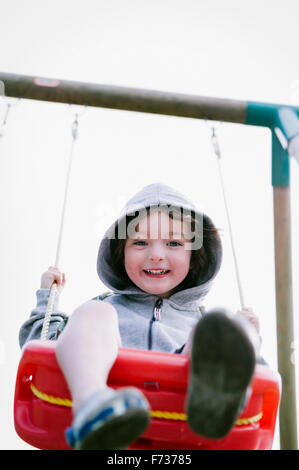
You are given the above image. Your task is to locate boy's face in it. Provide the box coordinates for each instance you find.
[124,210,192,298]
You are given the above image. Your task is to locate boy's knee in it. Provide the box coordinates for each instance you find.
[68,300,120,340]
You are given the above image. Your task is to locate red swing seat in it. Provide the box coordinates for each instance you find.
[14,340,281,450]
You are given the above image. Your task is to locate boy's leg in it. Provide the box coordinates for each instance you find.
[55,300,121,415]
[55,300,150,449]
[183,311,261,358]
[184,309,256,439]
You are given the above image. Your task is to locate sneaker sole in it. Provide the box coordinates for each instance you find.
[78,408,150,450]
[186,311,255,439]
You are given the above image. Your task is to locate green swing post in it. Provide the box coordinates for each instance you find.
[272,133,297,451]
[0,72,298,449]
[247,103,298,450]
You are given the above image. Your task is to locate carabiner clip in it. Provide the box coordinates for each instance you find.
[211,128,221,159]
[72,114,79,140]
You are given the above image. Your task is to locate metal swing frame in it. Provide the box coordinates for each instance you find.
[0,71,297,450]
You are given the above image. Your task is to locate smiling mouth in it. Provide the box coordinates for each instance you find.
[143,269,170,277]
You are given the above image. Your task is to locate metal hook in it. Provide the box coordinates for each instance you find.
[0,98,21,138]
[68,104,88,141]
[72,113,79,140]
[211,127,221,159]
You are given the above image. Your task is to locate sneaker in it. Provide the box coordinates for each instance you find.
[66,387,150,450]
[186,310,255,439]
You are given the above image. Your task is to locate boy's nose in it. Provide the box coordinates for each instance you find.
[149,249,164,262]
[149,254,164,261]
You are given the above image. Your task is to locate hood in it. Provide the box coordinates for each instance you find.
[97,182,222,306]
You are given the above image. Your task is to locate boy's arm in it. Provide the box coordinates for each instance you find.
[19,288,68,349]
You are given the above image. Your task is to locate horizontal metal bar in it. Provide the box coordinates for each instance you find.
[0,72,248,123]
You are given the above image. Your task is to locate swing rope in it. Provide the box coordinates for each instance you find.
[208,124,245,310]
[40,113,80,341]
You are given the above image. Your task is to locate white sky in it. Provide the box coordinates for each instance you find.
[0,0,299,450]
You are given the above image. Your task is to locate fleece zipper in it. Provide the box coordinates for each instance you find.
[148,298,163,350]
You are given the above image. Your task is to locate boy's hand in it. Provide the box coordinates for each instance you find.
[41,266,66,294]
[237,307,260,333]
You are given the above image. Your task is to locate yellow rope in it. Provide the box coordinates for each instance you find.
[29,382,262,426]
[235,412,263,426]
[151,410,187,421]
[30,383,73,408]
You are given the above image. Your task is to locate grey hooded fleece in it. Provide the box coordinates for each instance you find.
[19,182,222,353]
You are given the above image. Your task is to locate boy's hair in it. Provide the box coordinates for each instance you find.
[110,206,220,295]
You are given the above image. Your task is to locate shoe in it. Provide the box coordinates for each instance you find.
[186,310,255,439]
[66,387,150,450]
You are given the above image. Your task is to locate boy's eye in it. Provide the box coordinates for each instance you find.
[168,241,182,247]
[132,240,182,246]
